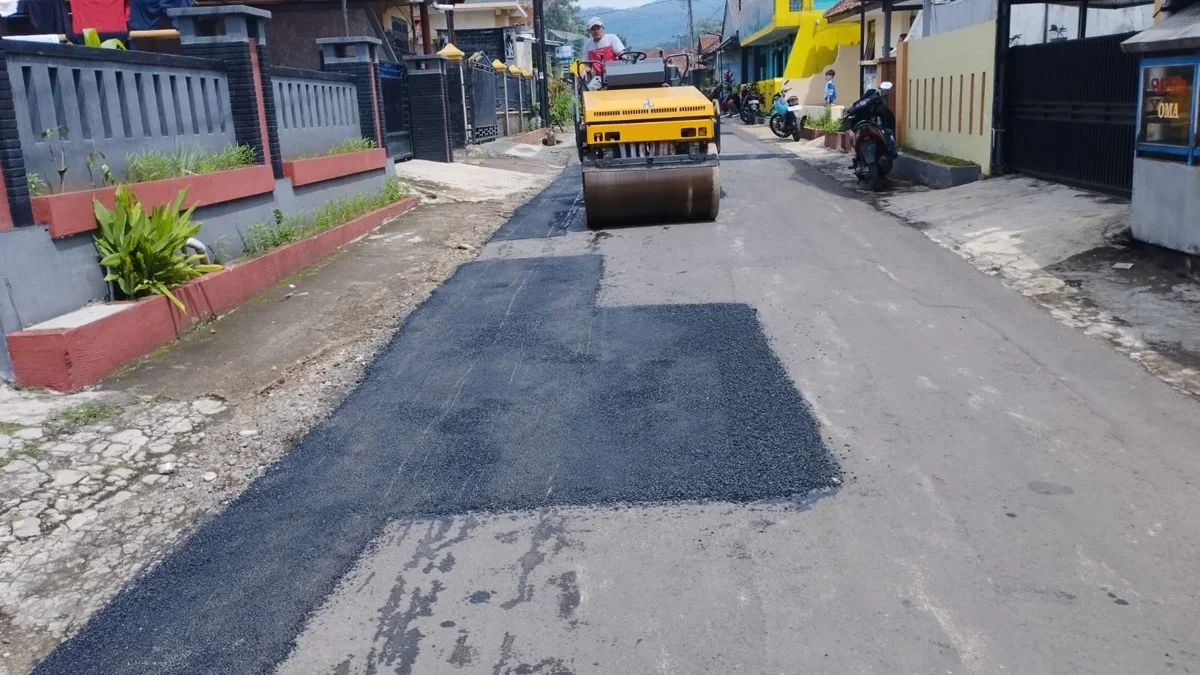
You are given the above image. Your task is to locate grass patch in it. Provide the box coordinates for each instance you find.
[0,422,23,436]
[294,137,377,160]
[899,146,975,167]
[125,144,257,183]
[806,110,844,133]
[51,403,120,431]
[21,441,43,459]
[242,177,409,258]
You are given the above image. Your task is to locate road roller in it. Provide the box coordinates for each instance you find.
[573,53,720,229]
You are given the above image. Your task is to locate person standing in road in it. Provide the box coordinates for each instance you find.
[583,16,625,90]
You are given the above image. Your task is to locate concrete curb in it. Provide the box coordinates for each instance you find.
[7,195,421,391]
[508,128,551,145]
[893,154,981,189]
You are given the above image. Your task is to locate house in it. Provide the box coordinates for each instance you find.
[823,0,920,92]
[718,0,862,107]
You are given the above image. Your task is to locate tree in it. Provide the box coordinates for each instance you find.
[545,0,586,35]
[696,17,721,35]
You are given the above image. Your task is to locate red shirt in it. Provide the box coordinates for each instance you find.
[70,0,129,33]
[585,33,625,74]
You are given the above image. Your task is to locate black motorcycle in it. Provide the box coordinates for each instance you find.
[841,82,899,191]
[739,84,762,125]
[769,89,803,142]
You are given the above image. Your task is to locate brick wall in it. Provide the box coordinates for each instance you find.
[267,8,378,70]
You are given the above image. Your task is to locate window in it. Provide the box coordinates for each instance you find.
[789,0,802,11]
[1139,63,1194,148]
[866,20,877,60]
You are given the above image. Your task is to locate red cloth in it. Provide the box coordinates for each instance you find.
[70,0,129,33]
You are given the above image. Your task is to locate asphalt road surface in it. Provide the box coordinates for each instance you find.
[33,130,1200,675]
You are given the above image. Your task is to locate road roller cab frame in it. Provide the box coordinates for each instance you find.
[574,53,721,229]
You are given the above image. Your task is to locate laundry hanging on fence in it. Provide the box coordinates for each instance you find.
[129,0,191,31]
[70,0,129,33]
[24,0,70,33]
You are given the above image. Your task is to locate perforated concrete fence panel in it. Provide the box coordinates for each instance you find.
[5,41,236,192]
[271,67,363,159]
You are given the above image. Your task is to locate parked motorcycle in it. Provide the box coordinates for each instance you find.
[709,70,741,118]
[769,89,804,142]
[841,81,898,191]
[739,84,762,125]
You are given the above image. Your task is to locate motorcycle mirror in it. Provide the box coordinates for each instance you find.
[880,81,894,91]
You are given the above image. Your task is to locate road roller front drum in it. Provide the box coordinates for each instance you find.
[581,162,720,230]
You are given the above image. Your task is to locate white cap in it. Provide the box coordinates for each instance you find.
[586,16,604,29]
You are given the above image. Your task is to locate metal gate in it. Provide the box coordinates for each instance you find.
[470,63,499,143]
[1003,33,1140,196]
[378,62,414,161]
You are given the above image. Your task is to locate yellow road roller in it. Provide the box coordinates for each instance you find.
[573,53,720,229]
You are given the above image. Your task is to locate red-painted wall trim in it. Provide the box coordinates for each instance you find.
[0,157,13,232]
[282,148,387,187]
[31,165,275,239]
[8,196,421,391]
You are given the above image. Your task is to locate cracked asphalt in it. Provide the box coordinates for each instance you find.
[32,130,1200,675]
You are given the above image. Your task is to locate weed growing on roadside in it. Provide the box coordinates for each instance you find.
[242,178,408,257]
[0,421,23,435]
[22,441,43,459]
[51,402,120,431]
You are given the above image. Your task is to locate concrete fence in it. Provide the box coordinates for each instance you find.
[0,5,395,382]
[5,40,236,192]
[902,21,997,172]
[270,67,363,158]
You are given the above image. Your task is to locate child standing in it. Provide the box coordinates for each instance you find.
[823,69,837,108]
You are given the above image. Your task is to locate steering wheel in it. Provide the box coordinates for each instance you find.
[618,51,646,63]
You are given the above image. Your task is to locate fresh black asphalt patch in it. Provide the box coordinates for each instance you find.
[489,166,585,240]
[33,255,837,674]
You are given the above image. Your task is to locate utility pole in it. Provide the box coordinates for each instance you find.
[684,0,696,65]
[341,0,350,35]
[533,0,550,130]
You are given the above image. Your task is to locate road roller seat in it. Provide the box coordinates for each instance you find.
[603,58,669,89]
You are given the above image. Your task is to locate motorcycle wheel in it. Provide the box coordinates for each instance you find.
[791,123,802,142]
[769,113,789,138]
[740,104,756,125]
[867,161,885,192]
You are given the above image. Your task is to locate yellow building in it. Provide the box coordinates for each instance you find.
[720,0,862,106]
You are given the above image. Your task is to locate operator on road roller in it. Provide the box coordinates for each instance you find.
[572,25,721,229]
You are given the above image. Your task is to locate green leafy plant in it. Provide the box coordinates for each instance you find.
[549,78,574,129]
[86,144,115,189]
[294,137,377,160]
[26,172,49,197]
[93,186,223,312]
[806,110,843,133]
[125,144,256,183]
[82,28,127,50]
[242,178,408,257]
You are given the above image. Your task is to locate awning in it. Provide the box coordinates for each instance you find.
[1122,1,1200,52]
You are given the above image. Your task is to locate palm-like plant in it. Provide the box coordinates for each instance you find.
[93,187,222,313]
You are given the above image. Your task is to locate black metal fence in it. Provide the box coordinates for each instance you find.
[378,61,414,161]
[1003,33,1140,196]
